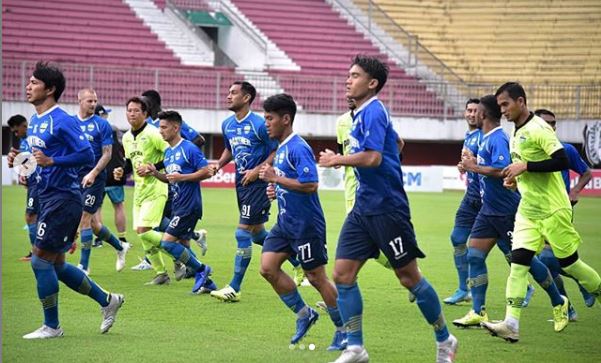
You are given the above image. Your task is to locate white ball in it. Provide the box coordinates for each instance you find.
[309,343,316,351]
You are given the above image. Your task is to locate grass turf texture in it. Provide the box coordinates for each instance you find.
[2,186,600,362]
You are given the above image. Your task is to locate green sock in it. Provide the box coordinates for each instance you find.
[562,259,601,297]
[505,263,530,321]
[139,230,166,274]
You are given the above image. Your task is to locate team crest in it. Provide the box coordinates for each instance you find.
[243,125,251,134]
[87,124,95,132]
[39,122,48,133]
[175,151,181,160]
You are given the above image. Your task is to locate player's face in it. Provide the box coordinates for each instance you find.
[159,119,179,142]
[465,102,478,127]
[227,84,248,112]
[346,65,376,100]
[475,103,486,128]
[79,92,98,117]
[496,91,523,123]
[10,122,28,138]
[540,113,557,131]
[25,76,52,105]
[126,102,147,129]
[264,111,287,140]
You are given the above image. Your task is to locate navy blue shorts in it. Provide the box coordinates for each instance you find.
[82,178,106,214]
[25,183,39,215]
[263,223,328,271]
[336,211,425,269]
[165,212,201,241]
[104,186,125,204]
[454,196,482,229]
[35,198,82,253]
[236,184,271,225]
[470,213,515,242]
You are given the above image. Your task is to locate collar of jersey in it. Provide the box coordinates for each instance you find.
[77,114,94,122]
[36,104,60,117]
[169,138,184,150]
[235,110,252,123]
[466,128,480,137]
[483,125,503,138]
[279,132,297,147]
[131,122,148,139]
[353,96,379,115]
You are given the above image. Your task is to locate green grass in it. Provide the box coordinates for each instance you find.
[2,186,600,362]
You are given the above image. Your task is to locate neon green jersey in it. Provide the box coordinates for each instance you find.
[122,123,168,205]
[510,114,570,219]
[336,111,358,212]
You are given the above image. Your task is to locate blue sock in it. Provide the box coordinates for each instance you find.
[229,229,253,292]
[54,262,110,307]
[539,248,569,296]
[31,255,60,329]
[186,245,197,258]
[530,255,564,306]
[27,223,37,245]
[410,278,450,343]
[279,289,307,316]
[336,283,363,346]
[79,228,93,269]
[467,247,488,313]
[161,240,203,272]
[252,229,268,246]
[450,227,470,291]
[327,306,344,328]
[96,225,123,251]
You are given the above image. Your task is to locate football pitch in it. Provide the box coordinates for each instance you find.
[2,185,600,362]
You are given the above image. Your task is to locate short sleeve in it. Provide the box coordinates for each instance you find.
[222,120,232,151]
[292,144,318,184]
[188,144,208,170]
[489,134,511,169]
[180,120,200,141]
[357,105,387,153]
[565,143,589,175]
[101,120,113,147]
[535,124,563,157]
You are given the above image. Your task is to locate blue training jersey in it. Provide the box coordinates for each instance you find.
[561,142,589,193]
[77,114,113,178]
[164,139,208,216]
[349,96,410,216]
[27,105,93,202]
[477,126,520,216]
[222,111,278,188]
[273,133,325,239]
[146,116,201,142]
[463,129,482,200]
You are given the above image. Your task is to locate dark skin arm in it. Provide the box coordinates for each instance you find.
[258,165,318,194]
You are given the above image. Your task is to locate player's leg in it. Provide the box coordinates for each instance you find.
[22,186,38,260]
[135,196,169,284]
[78,210,94,274]
[106,186,128,245]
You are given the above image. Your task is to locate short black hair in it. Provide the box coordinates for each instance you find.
[157,110,182,125]
[351,55,389,94]
[495,82,527,105]
[263,93,297,124]
[33,61,66,102]
[479,94,502,121]
[231,81,257,105]
[534,108,555,118]
[7,114,27,128]
[142,90,161,107]
[466,98,480,108]
[126,96,148,113]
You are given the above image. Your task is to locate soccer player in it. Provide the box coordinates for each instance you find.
[75,89,130,274]
[209,81,302,302]
[318,56,457,363]
[7,62,123,339]
[535,108,595,317]
[8,114,38,261]
[257,94,346,350]
[452,95,568,331]
[482,82,601,343]
[114,96,170,285]
[444,98,481,304]
[145,110,216,293]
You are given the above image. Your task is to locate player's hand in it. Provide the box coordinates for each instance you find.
[7,147,20,168]
[113,167,124,181]
[461,147,474,159]
[81,170,97,188]
[503,177,517,191]
[146,163,158,177]
[460,154,477,172]
[136,164,151,177]
[32,148,53,167]
[166,172,183,183]
[503,162,527,180]
[258,164,277,183]
[457,161,466,174]
[568,189,580,204]
[18,175,28,186]
[318,149,339,168]
[240,167,259,186]
[266,183,276,201]
[208,164,219,175]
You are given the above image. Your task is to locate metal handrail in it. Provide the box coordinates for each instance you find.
[212,0,268,57]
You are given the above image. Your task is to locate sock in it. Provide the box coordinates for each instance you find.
[186,245,197,258]
[79,228,93,270]
[336,283,363,346]
[118,231,127,242]
[139,230,166,274]
[31,255,60,329]
[450,227,470,291]
[505,263,530,322]
[229,228,253,292]
[539,248,561,279]
[252,229,268,245]
[562,259,601,296]
[54,262,110,307]
[279,289,307,317]
[410,278,450,343]
[160,241,203,272]
[529,256,564,306]
[96,225,123,251]
[27,223,37,246]
[327,306,344,329]
[467,248,488,313]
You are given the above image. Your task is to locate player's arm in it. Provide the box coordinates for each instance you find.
[241,150,277,186]
[166,166,215,183]
[504,128,569,179]
[566,145,592,202]
[82,145,112,187]
[214,147,233,171]
[258,164,317,194]
[318,149,381,168]
[460,155,504,178]
[397,135,405,153]
[34,119,94,167]
[147,163,168,183]
[191,135,206,149]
